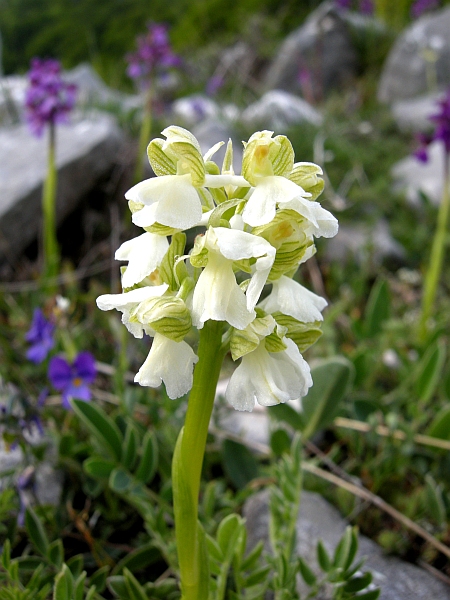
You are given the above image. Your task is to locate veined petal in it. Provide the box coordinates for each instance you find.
[258,276,327,323]
[192,251,254,329]
[115,232,169,288]
[134,334,198,398]
[242,176,310,227]
[126,174,203,230]
[280,196,338,239]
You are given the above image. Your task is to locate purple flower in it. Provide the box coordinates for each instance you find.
[17,466,35,527]
[334,0,352,10]
[359,0,374,15]
[48,352,96,409]
[411,0,440,19]
[206,75,224,97]
[414,89,450,162]
[25,309,55,364]
[25,58,77,137]
[126,23,180,86]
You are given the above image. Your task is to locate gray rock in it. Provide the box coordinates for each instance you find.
[264,2,357,98]
[171,94,220,127]
[391,92,444,131]
[0,113,125,263]
[241,90,323,131]
[324,220,405,266]
[244,490,450,600]
[378,7,450,103]
[65,63,140,111]
[192,119,243,174]
[392,140,446,207]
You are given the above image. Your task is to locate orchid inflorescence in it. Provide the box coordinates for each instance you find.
[97,127,338,412]
[126,23,180,86]
[25,58,77,137]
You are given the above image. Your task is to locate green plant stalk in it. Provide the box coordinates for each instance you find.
[418,157,450,342]
[134,86,152,184]
[42,123,59,286]
[172,320,225,599]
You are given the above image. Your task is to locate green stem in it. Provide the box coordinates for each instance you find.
[418,157,450,342]
[173,320,225,600]
[134,87,152,184]
[42,124,59,289]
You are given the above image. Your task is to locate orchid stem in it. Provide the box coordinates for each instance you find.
[172,320,225,599]
[418,156,450,343]
[42,124,59,290]
[134,87,152,185]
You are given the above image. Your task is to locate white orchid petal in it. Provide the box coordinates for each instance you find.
[213,227,275,261]
[280,196,338,239]
[242,176,310,227]
[204,174,249,188]
[203,141,224,162]
[96,284,169,311]
[116,233,169,288]
[127,175,203,230]
[225,341,312,411]
[192,252,254,330]
[259,276,327,322]
[132,204,158,228]
[135,334,198,398]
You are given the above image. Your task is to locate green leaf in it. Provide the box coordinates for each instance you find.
[74,572,87,600]
[122,424,139,471]
[109,468,133,493]
[123,568,148,600]
[333,526,353,570]
[297,556,316,586]
[107,576,129,599]
[424,474,446,527]
[135,430,158,484]
[270,429,291,456]
[415,339,446,404]
[317,540,331,572]
[84,457,116,480]
[343,572,373,593]
[242,564,271,587]
[206,535,223,562]
[53,565,73,600]
[66,555,84,578]
[426,404,450,440]
[25,507,49,557]
[270,403,305,430]
[89,565,109,593]
[71,400,123,461]
[47,539,64,569]
[112,543,161,576]
[1,538,10,571]
[301,357,354,440]
[241,540,264,572]
[217,514,243,558]
[222,439,259,489]
[364,279,390,338]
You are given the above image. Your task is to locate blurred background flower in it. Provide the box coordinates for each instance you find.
[25,308,55,364]
[48,351,96,409]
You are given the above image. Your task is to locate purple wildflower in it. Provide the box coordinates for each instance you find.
[126,23,180,86]
[48,352,96,409]
[206,75,224,97]
[359,0,374,15]
[25,58,77,137]
[25,309,55,364]
[411,0,440,19]
[414,89,450,162]
[334,0,352,10]
[17,466,35,527]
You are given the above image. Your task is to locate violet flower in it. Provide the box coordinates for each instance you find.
[410,0,440,19]
[359,0,374,15]
[126,23,180,86]
[17,466,35,527]
[48,352,96,409]
[414,89,450,162]
[25,58,77,137]
[25,309,55,364]
[334,0,352,10]
[206,75,224,97]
